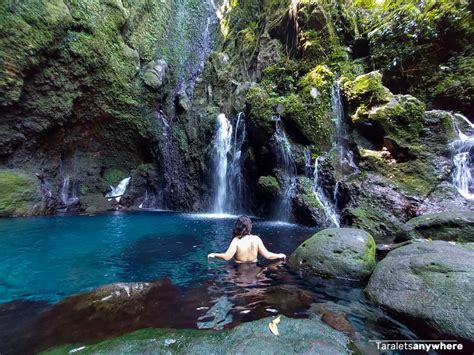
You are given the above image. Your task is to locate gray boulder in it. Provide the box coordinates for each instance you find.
[46,316,352,354]
[366,241,474,340]
[402,211,474,242]
[289,228,376,280]
[142,59,168,90]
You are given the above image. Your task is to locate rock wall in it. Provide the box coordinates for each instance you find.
[0,0,473,227]
[0,0,219,214]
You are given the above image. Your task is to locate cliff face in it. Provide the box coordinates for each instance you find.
[0,0,219,214]
[0,0,473,235]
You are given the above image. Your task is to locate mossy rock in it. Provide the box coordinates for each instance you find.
[292,175,331,227]
[0,169,41,217]
[358,95,426,148]
[358,149,441,197]
[404,211,474,242]
[366,241,474,341]
[43,316,352,354]
[257,175,281,199]
[342,71,392,107]
[289,228,376,280]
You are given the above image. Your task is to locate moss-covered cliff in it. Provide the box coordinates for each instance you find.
[0,0,472,231]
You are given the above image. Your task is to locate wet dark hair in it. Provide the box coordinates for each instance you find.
[232,215,252,239]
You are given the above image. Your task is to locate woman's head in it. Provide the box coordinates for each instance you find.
[232,215,252,239]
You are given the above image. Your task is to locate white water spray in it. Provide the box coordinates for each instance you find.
[60,176,79,206]
[227,112,247,212]
[312,157,340,227]
[212,114,233,213]
[273,116,297,221]
[451,114,474,200]
[106,177,131,203]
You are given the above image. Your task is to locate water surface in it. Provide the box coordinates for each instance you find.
[0,211,421,353]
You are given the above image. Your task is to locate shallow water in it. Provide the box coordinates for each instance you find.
[0,211,422,353]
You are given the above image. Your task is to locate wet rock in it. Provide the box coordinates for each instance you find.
[341,173,415,243]
[257,175,281,199]
[321,311,355,335]
[80,193,114,214]
[28,279,200,352]
[177,91,192,112]
[142,59,168,90]
[45,316,353,354]
[292,176,328,227]
[417,182,473,215]
[366,240,474,340]
[402,211,474,242]
[289,228,376,280]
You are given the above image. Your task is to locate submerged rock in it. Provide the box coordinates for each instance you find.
[366,241,474,340]
[28,279,200,352]
[44,316,353,354]
[402,211,474,242]
[289,228,376,280]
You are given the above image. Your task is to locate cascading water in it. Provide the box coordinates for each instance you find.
[451,114,474,200]
[227,112,247,213]
[212,114,233,213]
[211,112,247,214]
[105,177,131,203]
[273,115,297,221]
[60,176,78,207]
[312,157,340,227]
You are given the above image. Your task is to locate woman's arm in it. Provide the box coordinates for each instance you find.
[208,238,238,261]
[257,237,286,260]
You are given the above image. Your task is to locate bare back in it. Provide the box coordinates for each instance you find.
[234,234,259,263]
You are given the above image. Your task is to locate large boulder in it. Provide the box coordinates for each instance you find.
[289,228,376,280]
[0,169,42,217]
[403,211,474,242]
[366,241,474,340]
[45,316,352,354]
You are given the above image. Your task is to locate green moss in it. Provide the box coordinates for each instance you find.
[246,85,279,136]
[297,176,323,209]
[343,71,392,107]
[103,169,128,185]
[258,175,281,198]
[359,149,440,196]
[298,65,334,90]
[0,169,41,217]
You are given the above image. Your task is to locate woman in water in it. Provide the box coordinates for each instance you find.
[208,215,286,263]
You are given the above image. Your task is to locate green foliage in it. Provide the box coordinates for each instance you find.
[0,170,40,217]
[298,64,334,90]
[103,169,128,185]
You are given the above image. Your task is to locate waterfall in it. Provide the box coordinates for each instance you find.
[227,112,247,213]
[212,114,233,213]
[451,114,474,200]
[304,83,349,227]
[60,176,78,206]
[105,177,131,203]
[211,112,247,214]
[313,157,340,227]
[273,115,297,221]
